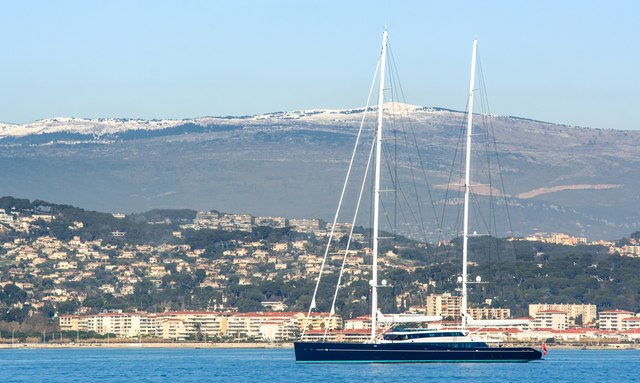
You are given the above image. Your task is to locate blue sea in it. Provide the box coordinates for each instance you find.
[0,348,638,382]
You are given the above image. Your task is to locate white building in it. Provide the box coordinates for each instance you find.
[621,317,640,331]
[60,311,340,342]
[533,310,568,330]
[529,303,597,325]
[344,316,372,330]
[599,309,635,331]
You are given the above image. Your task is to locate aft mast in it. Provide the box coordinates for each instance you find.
[293,33,543,363]
[461,37,477,330]
[370,29,388,343]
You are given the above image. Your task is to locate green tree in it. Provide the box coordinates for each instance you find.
[57,300,79,315]
[83,295,105,309]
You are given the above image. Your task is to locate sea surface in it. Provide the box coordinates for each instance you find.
[0,348,639,382]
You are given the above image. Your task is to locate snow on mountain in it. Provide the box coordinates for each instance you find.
[0,117,190,139]
[0,105,638,239]
[0,104,453,139]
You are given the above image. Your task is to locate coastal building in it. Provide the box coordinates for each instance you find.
[467,307,511,320]
[529,303,597,325]
[621,317,640,331]
[161,317,187,340]
[227,312,299,340]
[80,312,153,338]
[599,309,635,331]
[621,329,640,342]
[59,315,81,331]
[58,311,342,341]
[532,310,568,330]
[425,293,461,319]
[344,316,371,330]
[59,311,229,340]
[259,320,299,342]
[158,311,230,339]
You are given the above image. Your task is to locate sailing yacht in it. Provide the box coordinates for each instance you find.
[294,31,542,363]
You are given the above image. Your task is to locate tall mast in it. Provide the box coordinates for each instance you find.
[461,37,477,330]
[370,29,388,343]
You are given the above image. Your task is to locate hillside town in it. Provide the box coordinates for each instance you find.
[1,204,640,345]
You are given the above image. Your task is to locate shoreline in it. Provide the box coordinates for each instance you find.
[1,342,638,350]
[0,342,294,349]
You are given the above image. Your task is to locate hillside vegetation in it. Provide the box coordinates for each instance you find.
[0,197,638,333]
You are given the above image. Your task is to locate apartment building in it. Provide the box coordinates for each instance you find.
[226,312,302,339]
[61,310,342,341]
[621,317,640,331]
[59,315,81,331]
[467,307,511,320]
[529,303,597,325]
[159,311,231,339]
[599,309,635,331]
[425,293,461,319]
[532,310,568,330]
[259,320,299,341]
[344,316,371,330]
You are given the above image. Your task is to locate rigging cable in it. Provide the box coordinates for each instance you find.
[388,43,442,246]
[324,130,377,340]
[302,55,381,338]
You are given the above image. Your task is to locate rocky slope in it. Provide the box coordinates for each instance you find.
[1,105,638,240]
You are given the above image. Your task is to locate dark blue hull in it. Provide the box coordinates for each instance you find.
[294,342,542,363]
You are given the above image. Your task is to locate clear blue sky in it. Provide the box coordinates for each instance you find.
[1,0,638,130]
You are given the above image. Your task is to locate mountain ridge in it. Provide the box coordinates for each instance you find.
[1,106,638,240]
[1,103,595,139]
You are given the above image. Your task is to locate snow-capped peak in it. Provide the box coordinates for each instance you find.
[0,117,186,139]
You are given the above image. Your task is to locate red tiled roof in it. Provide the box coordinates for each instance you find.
[595,330,619,334]
[95,313,124,317]
[346,315,371,321]
[551,328,596,334]
[262,320,287,325]
[162,310,230,315]
[599,309,634,314]
[232,312,299,318]
[469,327,521,334]
[305,329,369,335]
